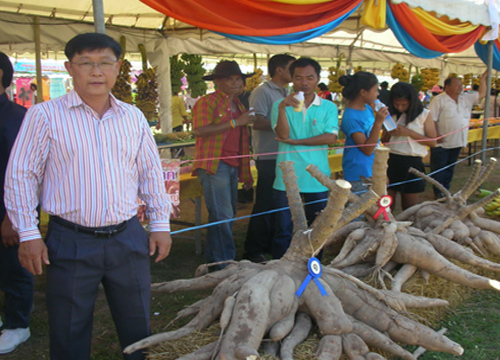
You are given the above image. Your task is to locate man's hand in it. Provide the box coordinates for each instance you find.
[279,93,300,110]
[275,136,298,145]
[1,215,19,247]
[19,238,49,275]
[234,110,255,127]
[242,181,253,191]
[149,231,172,263]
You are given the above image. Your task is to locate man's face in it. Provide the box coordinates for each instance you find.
[214,75,244,96]
[445,78,463,97]
[292,65,319,96]
[64,48,120,101]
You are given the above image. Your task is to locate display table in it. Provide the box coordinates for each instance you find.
[176,154,343,254]
[467,125,500,164]
[157,141,195,158]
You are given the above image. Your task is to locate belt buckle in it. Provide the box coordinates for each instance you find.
[94,229,117,238]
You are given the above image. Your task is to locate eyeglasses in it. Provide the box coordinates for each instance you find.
[71,61,118,71]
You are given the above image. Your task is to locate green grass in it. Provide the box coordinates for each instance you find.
[2,150,500,359]
[419,291,500,360]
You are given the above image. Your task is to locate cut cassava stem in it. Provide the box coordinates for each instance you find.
[279,161,308,233]
[409,167,452,202]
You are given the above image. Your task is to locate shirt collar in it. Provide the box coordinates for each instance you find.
[309,93,322,107]
[67,90,124,114]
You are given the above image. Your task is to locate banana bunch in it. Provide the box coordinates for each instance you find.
[391,63,409,82]
[112,59,133,104]
[463,73,473,87]
[136,67,158,122]
[478,189,500,217]
[420,68,440,92]
[328,66,345,93]
[245,68,263,92]
[154,131,193,144]
[328,54,345,94]
[181,54,207,98]
[170,55,185,94]
[496,77,500,90]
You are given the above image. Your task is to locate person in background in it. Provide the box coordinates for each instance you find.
[4,33,172,360]
[271,57,338,259]
[430,84,443,97]
[378,81,390,106]
[0,52,33,354]
[317,82,333,101]
[479,88,500,118]
[192,61,254,269]
[29,83,37,105]
[429,72,487,198]
[340,71,388,195]
[243,54,295,264]
[155,91,189,132]
[171,91,189,132]
[381,82,437,210]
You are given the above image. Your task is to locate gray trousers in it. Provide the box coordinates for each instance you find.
[45,217,150,360]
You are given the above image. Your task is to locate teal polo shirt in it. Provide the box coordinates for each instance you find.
[271,94,339,192]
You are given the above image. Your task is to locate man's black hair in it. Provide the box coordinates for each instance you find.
[289,57,321,78]
[444,76,460,88]
[65,33,122,61]
[268,54,296,78]
[318,83,328,91]
[0,52,14,89]
[380,81,389,89]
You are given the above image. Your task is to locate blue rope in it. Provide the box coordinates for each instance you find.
[170,146,500,235]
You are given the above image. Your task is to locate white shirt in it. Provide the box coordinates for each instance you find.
[430,91,479,148]
[388,108,430,157]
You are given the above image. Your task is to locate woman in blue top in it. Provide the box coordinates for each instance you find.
[339,72,388,193]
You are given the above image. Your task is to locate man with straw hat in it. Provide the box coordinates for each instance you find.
[192,60,255,269]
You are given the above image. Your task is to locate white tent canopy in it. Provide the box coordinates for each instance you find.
[0,0,497,130]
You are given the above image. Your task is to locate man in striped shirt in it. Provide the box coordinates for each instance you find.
[4,33,171,360]
[192,61,254,269]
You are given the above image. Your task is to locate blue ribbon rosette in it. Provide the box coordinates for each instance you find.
[295,257,328,298]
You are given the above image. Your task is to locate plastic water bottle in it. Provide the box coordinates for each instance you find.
[374,99,397,132]
[294,91,304,112]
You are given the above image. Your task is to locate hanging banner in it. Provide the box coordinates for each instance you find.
[15,77,34,108]
[49,78,67,99]
[162,159,181,218]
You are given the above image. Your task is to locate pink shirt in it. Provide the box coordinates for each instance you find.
[5,90,171,242]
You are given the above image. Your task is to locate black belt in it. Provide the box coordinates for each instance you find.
[50,216,129,238]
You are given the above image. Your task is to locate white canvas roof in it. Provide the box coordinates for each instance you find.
[0,0,497,130]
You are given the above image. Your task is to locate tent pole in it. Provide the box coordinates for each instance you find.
[92,0,106,34]
[34,16,43,104]
[481,40,494,163]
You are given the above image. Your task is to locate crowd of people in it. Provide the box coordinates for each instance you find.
[0,33,492,358]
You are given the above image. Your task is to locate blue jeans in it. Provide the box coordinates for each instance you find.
[197,162,238,268]
[430,146,461,198]
[272,189,328,259]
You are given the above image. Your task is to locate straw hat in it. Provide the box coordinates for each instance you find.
[202,60,255,81]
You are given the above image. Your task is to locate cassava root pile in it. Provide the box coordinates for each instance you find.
[326,152,500,294]
[124,148,465,360]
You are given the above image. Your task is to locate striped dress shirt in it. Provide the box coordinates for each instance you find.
[5,90,171,242]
